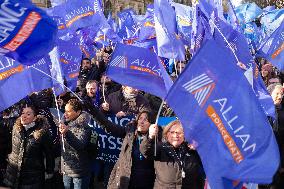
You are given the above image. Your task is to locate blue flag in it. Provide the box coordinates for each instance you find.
[107,43,173,99]
[57,38,82,91]
[107,12,117,33]
[260,8,284,36]
[77,26,98,58]
[205,4,275,119]
[0,0,57,65]
[225,0,240,30]
[138,4,156,41]
[257,19,284,71]
[154,0,185,60]
[235,3,263,24]
[117,9,138,39]
[132,38,157,50]
[263,6,275,12]
[50,0,66,7]
[165,40,279,188]
[49,46,65,95]
[51,0,103,34]
[0,56,54,111]
[94,30,109,48]
[172,2,193,45]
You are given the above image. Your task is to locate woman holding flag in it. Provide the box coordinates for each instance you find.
[85,102,162,189]
[141,120,205,189]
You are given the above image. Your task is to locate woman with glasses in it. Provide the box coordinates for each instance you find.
[140,120,205,189]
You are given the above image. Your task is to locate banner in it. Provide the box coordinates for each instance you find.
[88,115,134,163]
[0,0,57,65]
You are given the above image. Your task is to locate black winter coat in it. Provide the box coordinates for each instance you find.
[84,104,162,189]
[140,139,205,189]
[103,89,151,116]
[4,116,55,189]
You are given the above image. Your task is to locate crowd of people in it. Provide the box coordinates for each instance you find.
[0,45,284,189]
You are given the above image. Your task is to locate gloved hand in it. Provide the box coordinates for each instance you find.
[45,173,54,180]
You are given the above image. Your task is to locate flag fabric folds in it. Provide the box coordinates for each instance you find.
[165,40,279,189]
[50,0,103,34]
[138,4,156,41]
[0,56,54,111]
[154,0,185,60]
[172,2,193,45]
[57,38,82,91]
[0,0,57,65]
[257,20,284,71]
[234,3,263,24]
[107,43,173,99]
[260,8,284,36]
[117,9,138,39]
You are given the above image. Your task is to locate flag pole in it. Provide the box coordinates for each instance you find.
[102,76,107,103]
[154,100,164,156]
[31,66,83,102]
[52,88,65,152]
[174,59,178,77]
[209,20,240,63]
[179,61,182,75]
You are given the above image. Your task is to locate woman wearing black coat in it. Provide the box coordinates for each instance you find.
[140,120,205,189]
[3,105,55,189]
[85,104,162,189]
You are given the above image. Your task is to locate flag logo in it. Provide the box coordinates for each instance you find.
[109,55,128,68]
[182,73,215,107]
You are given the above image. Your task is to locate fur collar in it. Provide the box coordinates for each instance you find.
[15,115,50,133]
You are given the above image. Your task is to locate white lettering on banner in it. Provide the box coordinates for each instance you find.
[89,116,134,162]
[130,58,161,76]
[93,0,101,12]
[0,1,27,43]
[97,133,123,151]
[67,63,80,74]
[96,152,119,163]
[61,52,80,63]
[0,56,14,71]
[213,98,256,153]
[65,6,93,22]
[24,58,46,71]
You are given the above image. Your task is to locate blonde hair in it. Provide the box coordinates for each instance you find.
[163,120,183,140]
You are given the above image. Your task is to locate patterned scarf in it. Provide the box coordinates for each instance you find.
[162,142,187,169]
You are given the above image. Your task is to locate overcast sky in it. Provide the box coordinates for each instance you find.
[231,0,243,7]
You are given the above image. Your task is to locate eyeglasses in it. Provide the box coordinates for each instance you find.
[169,131,184,136]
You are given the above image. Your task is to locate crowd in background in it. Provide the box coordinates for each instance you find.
[0,44,284,189]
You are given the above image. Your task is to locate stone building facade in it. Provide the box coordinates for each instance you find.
[32,0,192,12]
[103,0,152,16]
[32,0,51,7]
